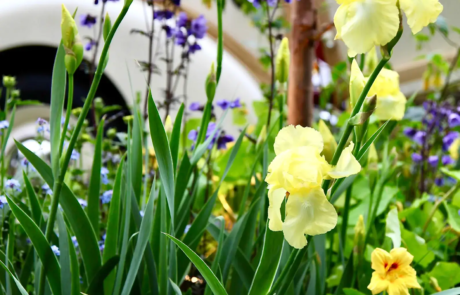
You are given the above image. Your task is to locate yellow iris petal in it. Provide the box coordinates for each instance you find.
[328,142,361,178]
[267,187,285,231]
[374,91,407,121]
[334,0,399,56]
[400,0,443,34]
[318,120,337,162]
[282,187,337,249]
[274,125,324,155]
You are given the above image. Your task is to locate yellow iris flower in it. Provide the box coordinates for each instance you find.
[265,125,361,248]
[368,248,421,295]
[351,59,406,121]
[334,0,443,56]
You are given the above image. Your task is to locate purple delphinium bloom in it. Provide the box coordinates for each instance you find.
[0,120,8,130]
[217,100,230,110]
[175,28,187,45]
[51,245,60,256]
[449,113,460,128]
[0,196,7,209]
[230,98,242,108]
[435,177,445,187]
[85,40,97,51]
[42,183,52,195]
[77,198,88,208]
[6,179,21,192]
[80,14,97,28]
[217,134,234,150]
[190,15,207,39]
[189,102,203,111]
[413,131,426,145]
[443,132,459,151]
[177,12,188,27]
[189,43,202,54]
[443,155,455,165]
[412,153,423,163]
[403,127,417,138]
[101,190,113,204]
[428,155,439,167]
[154,10,174,20]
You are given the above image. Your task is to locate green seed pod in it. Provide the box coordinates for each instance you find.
[275,37,290,83]
[205,62,216,103]
[94,97,104,110]
[107,128,117,139]
[103,13,112,41]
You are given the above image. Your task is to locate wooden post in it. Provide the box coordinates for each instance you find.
[287,0,316,127]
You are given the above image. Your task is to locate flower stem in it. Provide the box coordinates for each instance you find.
[422,183,460,235]
[37,5,132,295]
[58,74,74,158]
[322,57,389,194]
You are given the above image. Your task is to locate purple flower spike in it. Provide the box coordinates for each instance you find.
[175,28,187,46]
[443,132,459,151]
[428,155,439,167]
[190,15,207,39]
[412,153,423,163]
[442,155,455,165]
[154,10,174,20]
[85,40,97,51]
[188,130,198,141]
[230,98,242,109]
[80,14,97,28]
[449,113,460,128]
[189,102,203,111]
[177,12,188,27]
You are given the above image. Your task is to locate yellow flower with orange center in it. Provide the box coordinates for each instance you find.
[368,248,421,295]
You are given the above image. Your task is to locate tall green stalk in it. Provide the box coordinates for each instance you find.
[58,74,74,158]
[37,4,132,295]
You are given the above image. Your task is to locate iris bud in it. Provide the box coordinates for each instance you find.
[275,37,290,83]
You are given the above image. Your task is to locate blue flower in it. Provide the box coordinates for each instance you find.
[101,167,109,185]
[189,43,202,54]
[154,10,174,20]
[77,198,88,208]
[140,210,145,217]
[51,245,60,256]
[5,179,21,192]
[101,190,113,204]
[411,153,422,163]
[217,134,234,150]
[230,98,242,108]
[175,28,187,46]
[189,102,204,111]
[42,183,52,195]
[85,40,97,51]
[443,155,455,166]
[188,130,198,141]
[177,12,188,28]
[36,118,49,133]
[71,236,78,248]
[435,177,445,187]
[99,240,105,252]
[443,132,459,151]
[217,98,242,110]
[0,196,7,209]
[80,14,97,28]
[403,127,417,138]
[164,25,174,38]
[449,113,460,128]
[413,131,426,145]
[21,158,35,171]
[190,15,207,39]
[0,120,9,130]
[71,150,80,161]
[428,155,439,167]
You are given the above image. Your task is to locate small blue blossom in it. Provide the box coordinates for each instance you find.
[140,210,144,217]
[101,190,113,204]
[443,155,455,166]
[154,10,174,20]
[443,132,459,151]
[0,120,9,130]
[0,196,7,209]
[71,150,80,161]
[217,134,234,150]
[101,167,109,185]
[77,198,88,208]
[177,12,188,27]
[175,28,187,46]
[21,158,36,171]
[51,245,60,256]
[189,102,204,111]
[428,155,439,167]
[413,131,426,145]
[71,236,78,248]
[85,40,97,51]
[42,183,53,195]
[99,241,105,252]
[36,118,49,133]
[435,177,445,187]
[403,127,417,138]
[189,43,202,54]
[80,14,97,28]
[5,179,21,192]
[217,98,242,110]
[184,224,191,234]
